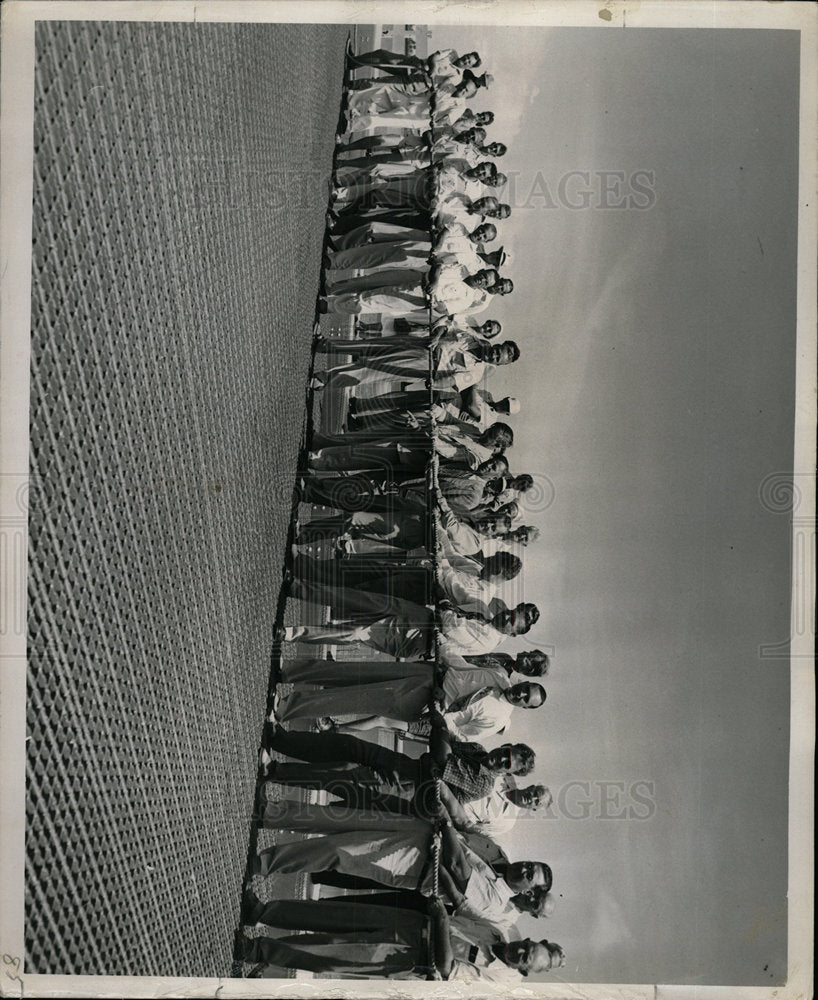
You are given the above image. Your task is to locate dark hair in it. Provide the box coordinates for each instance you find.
[477,455,508,476]
[513,602,539,634]
[473,196,499,214]
[511,743,536,775]
[504,341,521,362]
[481,422,514,449]
[516,473,534,491]
[472,511,510,536]
[484,551,522,582]
[520,649,550,676]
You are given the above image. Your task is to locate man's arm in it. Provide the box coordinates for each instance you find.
[438,819,471,887]
[438,780,481,834]
[428,706,453,766]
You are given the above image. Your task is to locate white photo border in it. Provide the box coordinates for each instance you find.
[1,2,814,998]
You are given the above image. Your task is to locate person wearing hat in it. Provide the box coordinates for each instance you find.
[433,192,511,232]
[435,71,494,123]
[432,328,520,392]
[430,264,514,318]
[459,386,521,428]
[434,220,497,262]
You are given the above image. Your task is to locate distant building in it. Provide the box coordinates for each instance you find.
[352,23,432,60]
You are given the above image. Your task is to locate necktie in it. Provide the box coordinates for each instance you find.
[447,685,494,714]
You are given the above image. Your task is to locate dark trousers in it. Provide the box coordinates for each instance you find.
[300,474,428,511]
[244,899,427,976]
[293,554,433,607]
[268,728,424,789]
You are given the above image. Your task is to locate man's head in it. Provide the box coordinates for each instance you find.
[492,171,508,188]
[505,860,553,894]
[505,524,539,546]
[476,455,509,478]
[476,512,514,537]
[514,885,556,918]
[472,196,499,216]
[474,111,494,126]
[473,161,496,183]
[471,222,497,244]
[481,421,514,453]
[484,141,507,157]
[457,51,482,69]
[505,681,547,709]
[470,267,499,289]
[492,395,518,415]
[478,319,502,339]
[489,277,514,296]
[506,783,552,811]
[495,499,520,520]
[483,551,522,582]
[495,602,539,635]
[496,203,512,219]
[499,939,566,975]
[485,340,520,366]
[486,742,535,775]
[515,649,550,676]
[512,473,534,492]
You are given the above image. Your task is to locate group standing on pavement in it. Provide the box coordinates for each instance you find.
[240,38,566,983]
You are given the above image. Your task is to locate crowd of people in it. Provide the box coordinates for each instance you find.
[240,39,566,983]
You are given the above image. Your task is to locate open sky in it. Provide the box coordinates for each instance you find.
[431,25,799,985]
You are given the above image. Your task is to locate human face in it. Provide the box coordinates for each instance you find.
[515,651,542,675]
[503,940,561,975]
[485,745,511,770]
[495,344,517,365]
[516,605,539,633]
[506,683,543,708]
[507,784,548,810]
[496,608,517,634]
[506,861,546,893]
[478,517,502,537]
[480,457,505,477]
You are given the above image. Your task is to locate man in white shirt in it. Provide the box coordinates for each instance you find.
[433,219,497,261]
[436,492,514,558]
[430,263,513,317]
[462,779,553,838]
[443,681,546,741]
[433,336,519,393]
[280,600,538,660]
[241,895,565,980]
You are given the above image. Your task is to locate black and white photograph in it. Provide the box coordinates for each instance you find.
[0,2,815,997]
